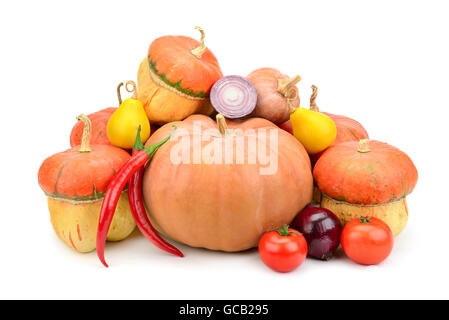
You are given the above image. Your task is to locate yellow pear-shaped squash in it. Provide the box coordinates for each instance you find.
[107,81,151,149]
[290,107,336,154]
[107,98,151,149]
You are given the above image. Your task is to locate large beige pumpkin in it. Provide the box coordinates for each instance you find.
[142,114,313,252]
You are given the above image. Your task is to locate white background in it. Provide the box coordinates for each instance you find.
[1,0,448,300]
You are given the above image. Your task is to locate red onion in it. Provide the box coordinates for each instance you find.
[210,75,257,118]
[291,205,342,261]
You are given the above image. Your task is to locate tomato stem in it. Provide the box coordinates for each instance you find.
[359,216,371,224]
[270,224,302,237]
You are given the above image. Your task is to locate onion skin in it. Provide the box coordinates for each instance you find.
[291,205,342,260]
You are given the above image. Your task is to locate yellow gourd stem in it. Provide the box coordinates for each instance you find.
[216,114,228,136]
[117,82,124,105]
[76,114,91,153]
[358,139,370,153]
[277,75,301,114]
[310,85,320,112]
[125,80,137,99]
[190,26,207,59]
[117,80,138,105]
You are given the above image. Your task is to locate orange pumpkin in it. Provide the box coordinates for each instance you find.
[141,114,313,252]
[247,68,301,124]
[322,113,369,145]
[313,139,418,236]
[70,107,116,147]
[137,27,223,124]
[38,115,135,252]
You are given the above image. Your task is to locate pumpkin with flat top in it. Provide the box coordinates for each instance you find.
[137,27,223,124]
[313,139,418,236]
[38,115,135,252]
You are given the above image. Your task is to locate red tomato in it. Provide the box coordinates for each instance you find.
[258,224,308,272]
[341,216,394,265]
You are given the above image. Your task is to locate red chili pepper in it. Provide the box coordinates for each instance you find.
[128,127,183,258]
[96,126,176,267]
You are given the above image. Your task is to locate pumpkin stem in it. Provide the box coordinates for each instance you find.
[77,114,91,153]
[358,139,370,153]
[117,80,137,105]
[190,26,207,59]
[216,114,228,136]
[310,85,320,112]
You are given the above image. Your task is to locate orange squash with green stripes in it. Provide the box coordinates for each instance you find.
[137,27,223,124]
[313,139,418,236]
[38,115,135,252]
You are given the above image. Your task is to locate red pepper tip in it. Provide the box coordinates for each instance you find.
[175,251,184,258]
[97,250,109,268]
[101,260,109,268]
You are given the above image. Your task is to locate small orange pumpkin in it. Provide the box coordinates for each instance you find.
[38,115,135,252]
[246,68,301,124]
[70,107,116,147]
[137,27,223,124]
[313,139,418,236]
[141,114,313,252]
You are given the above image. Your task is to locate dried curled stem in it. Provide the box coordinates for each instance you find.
[277,75,301,96]
[77,114,91,153]
[190,26,207,59]
[310,85,319,112]
[117,80,137,105]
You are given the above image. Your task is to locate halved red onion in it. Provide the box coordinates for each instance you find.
[210,75,257,119]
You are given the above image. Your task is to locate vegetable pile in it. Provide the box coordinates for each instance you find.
[38,27,418,271]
